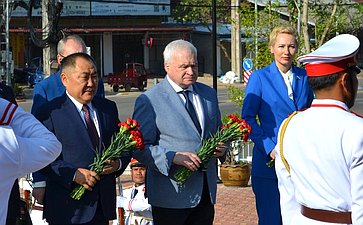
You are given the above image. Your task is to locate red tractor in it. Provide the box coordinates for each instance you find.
[107,63,148,92]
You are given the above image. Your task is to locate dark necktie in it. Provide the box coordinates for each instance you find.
[180,90,202,135]
[131,189,138,199]
[82,104,99,149]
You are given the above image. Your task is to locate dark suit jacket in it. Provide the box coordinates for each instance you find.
[0,83,21,225]
[31,71,105,183]
[35,93,129,224]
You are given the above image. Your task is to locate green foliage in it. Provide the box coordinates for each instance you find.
[172,0,362,70]
[311,0,362,49]
[173,0,231,24]
[239,1,289,69]
[227,85,244,108]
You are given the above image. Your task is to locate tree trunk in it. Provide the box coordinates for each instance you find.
[318,2,337,47]
[301,0,310,54]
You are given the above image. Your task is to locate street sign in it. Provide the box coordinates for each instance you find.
[244,70,252,85]
[243,58,253,71]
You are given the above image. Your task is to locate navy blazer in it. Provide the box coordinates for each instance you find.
[242,61,314,179]
[132,78,222,208]
[31,71,105,183]
[35,94,129,224]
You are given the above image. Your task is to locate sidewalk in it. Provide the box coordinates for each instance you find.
[119,173,258,225]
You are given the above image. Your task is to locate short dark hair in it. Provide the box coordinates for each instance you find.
[308,73,340,91]
[60,52,97,73]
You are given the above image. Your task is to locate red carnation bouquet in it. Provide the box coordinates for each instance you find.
[70,118,144,200]
[175,114,251,184]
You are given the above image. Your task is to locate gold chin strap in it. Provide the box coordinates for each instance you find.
[279,111,299,174]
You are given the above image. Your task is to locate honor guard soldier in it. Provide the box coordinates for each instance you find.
[275,34,362,224]
[114,158,153,225]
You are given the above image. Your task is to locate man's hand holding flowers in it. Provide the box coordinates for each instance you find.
[173,142,227,172]
[175,114,251,184]
[173,152,202,172]
[102,159,121,174]
[214,142,227,157]
[74,168,100,191]
[70,118,144,200]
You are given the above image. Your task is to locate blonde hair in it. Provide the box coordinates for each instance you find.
[269,26,298,47]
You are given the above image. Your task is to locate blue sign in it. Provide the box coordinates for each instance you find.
[243,58,253,71]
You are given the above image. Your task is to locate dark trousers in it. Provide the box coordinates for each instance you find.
[152,175,215,225]
[49,202,108,225]
[252,176,282,225]
[6,180,20,225]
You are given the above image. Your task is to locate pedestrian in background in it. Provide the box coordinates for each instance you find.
[33,53,129,225]
[132,39,226,225]
[31,34,105,204]
[242,26,314,225]
[0,98,61,225]
[275,34,361,224]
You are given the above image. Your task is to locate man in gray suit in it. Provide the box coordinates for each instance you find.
[132,39,226,225]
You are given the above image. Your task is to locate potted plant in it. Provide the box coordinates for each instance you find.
[220,139,252,187]
[219,85,252,187]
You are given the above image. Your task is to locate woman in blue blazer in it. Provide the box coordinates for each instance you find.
[242,26,314,225]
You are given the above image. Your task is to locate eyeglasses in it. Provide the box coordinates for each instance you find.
[58,53,66,63]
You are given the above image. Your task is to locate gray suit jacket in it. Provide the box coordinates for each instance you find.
[132,78,222,209]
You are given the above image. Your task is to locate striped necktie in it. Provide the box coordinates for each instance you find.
[82,104,99,149]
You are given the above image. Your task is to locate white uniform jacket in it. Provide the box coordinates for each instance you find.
[275,99,363,225]
[113,184,153,225]
[0,99,61,225]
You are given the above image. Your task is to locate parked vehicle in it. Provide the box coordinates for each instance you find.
[107,63,148,92]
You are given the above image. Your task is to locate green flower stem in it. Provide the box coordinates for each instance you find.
[70,128,138,200]
[175,123,247,184]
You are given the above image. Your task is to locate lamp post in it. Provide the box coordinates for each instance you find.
[5,0,11,86]
[212,0,217,91]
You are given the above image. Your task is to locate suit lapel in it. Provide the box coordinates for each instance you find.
[63,95,95,151]
[291,65,303,107]
[160,79,201,137]
[269,62,297,111]
[91,100,104,152]
[193,83,206,138]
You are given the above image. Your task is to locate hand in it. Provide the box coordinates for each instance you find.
[173,152,202,171]
[214,142,227,157]
[101,159,120,175]
[269,149,276,160]
[32,187,45,205]
[74,168,100,191]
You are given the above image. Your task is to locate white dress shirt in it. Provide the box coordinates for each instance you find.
[279,69,294,100]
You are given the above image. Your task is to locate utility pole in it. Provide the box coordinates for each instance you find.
[212,0,217,91]
[0,0,13,86]
[42,0,56,77]
[231,0,241,81]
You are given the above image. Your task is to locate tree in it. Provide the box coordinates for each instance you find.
[298,0,362,53]
[173,0,286,70]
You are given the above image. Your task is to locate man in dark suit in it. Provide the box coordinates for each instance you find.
[34,53,130,225]
[132,40,226,225]
[31,34,105,205]
[0,83,22,225]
